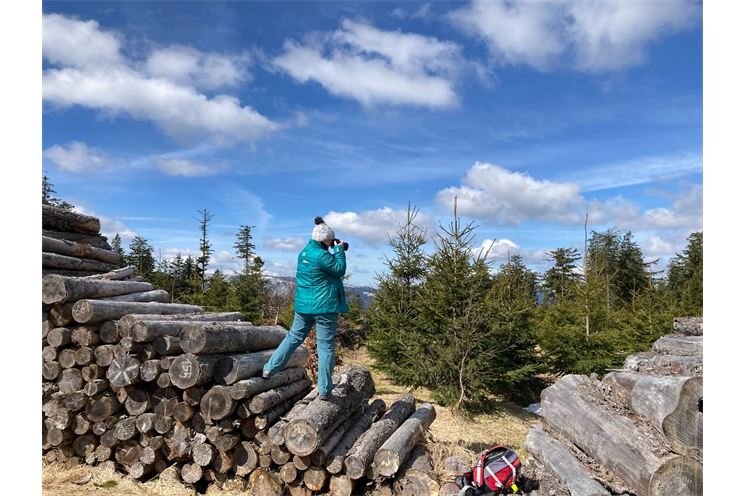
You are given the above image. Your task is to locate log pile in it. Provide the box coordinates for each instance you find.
[526,319,704,496]
[43,205,122,277]
[41,205,441,493]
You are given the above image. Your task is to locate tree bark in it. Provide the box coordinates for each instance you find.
[42,235,121,265]
[540,374,703,496]
[250,378,313,414]
[392,445,439,496]
[652,336,703,357]
[170,354,222,389]
[99,321,120,344]
[42,205,101,234]
[43,229,111,249]
[50,303,75,327]
[102,289,170,303]
[214,346,309,385]
[72,300,202,324]
[314,405,366,467]
[373,403,436,478]
[526,425,610,496]
[230,367,308,400]
[153,335,183,355]
[269,388,319,445]
[345,393,416,480]
[326,398,386,474]
[233,441,258,476]
[623,352,702,376]
[180,323,288,354]
[254,390,310,430]
[285,366,375,457]
[43,252,118,273]
[603,371,703,458]
[673,317,703,336]
[117,311,242,338]
[133,320,249,343]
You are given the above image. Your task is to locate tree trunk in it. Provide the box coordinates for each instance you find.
[153,335,183,355]
[233,441,258,476]
[269,388,319,445]
[139,359,160,382]
[314,405,367,467]
[58,348,77,369]
[623,352,702,376]
[345,393,416,479]
[180,323,288,354]
[124,389,150,416]
[136,413,156,434]
[75,347,94,366]
[293,454,312,471]
[303,466,329,492]
[94,345,115,366]
[115,440,141,467]
[71,325,101,347]
[153,387,179,418]
[85,393,120,422]
[229,367,308,400]
[673,317,703,336]
[392,445,439,496]
[117,311,242,338]
[42,205,101,234]
[42,235,121,265]
[214,346,309,385]
[288,481,313,496]
[285,366,375,457]
[102,289,170,303]
[58,368,83,394]
[525,425,610,496]
[50,303,75,327]
[47,327,72,347]
[43,252,118,273]
[181,463,203,484]
[603,371,703,458]
[106,355,141,388]
[99,321,120,344]
[330,475,356,496]
[173,402,194,423]
[83,379,109,396]
[249,468,284,496]
[114,417,139,441]
[249,378,313,414]
[652,336,703,357]
[72,300,203,324]
[438,482,461,496]
[43,229,111,249]
[84,266,135,280]
[373,404,436,478]
[169,354,222,389]
[272,445,291,465]
[540,374,703,496]
[133,319,248,343]
[200,386,237,421]
[280,462,298,483]
[254,390,310,430]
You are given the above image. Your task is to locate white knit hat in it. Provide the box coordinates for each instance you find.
[312,216,335,243]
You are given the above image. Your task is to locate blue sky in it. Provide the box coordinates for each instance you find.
[41,0,703,286]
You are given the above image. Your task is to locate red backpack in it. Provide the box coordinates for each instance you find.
[456,446,521,495]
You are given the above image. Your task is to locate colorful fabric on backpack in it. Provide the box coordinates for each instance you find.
[473,446,521,494]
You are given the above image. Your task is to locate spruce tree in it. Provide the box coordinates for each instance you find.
[126,236,155,279]
[111,233,125,268]
[42,173,75,211]
[667,231,703,315]
[543,247,581,302]
[368,204,428,384]
[231,225,266,322]
[196,209,214,293]
[205,269,231,311]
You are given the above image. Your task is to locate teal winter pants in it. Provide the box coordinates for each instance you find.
[262,312,338,396]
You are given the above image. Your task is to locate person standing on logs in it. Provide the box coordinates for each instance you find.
[263,216,348,400]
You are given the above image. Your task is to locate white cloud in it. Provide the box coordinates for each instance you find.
[42,13,124,69]
[154,158,224,177]
[43,141,107,173]
[265,238,306,252]
[643,234,675,258]
[477,238,548,265]
[448,0,699,72]
[273,19,466,108]
[144,46,251,90]
[42,14,278,144]
[324,207,430,244]
[435,162,594,225]
[448,0,564,70]
[567,0,700,72]
[634,185,702,231]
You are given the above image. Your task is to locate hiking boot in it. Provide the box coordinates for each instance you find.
[262,369,271,379]
[319,393,330,401]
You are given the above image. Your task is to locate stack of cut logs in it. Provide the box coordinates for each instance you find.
[41,205,440,495]
[525,317,703,496]
[43,205,123,277]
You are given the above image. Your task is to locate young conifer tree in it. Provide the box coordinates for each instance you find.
[368,204,428,385]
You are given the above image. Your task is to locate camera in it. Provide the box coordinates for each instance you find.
[334,239,349,251]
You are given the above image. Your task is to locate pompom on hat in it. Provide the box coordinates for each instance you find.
[312,216,335,243]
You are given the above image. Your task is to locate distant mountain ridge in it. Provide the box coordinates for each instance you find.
[262,275,377,308]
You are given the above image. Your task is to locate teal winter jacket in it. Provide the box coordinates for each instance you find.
[293,240,349,314]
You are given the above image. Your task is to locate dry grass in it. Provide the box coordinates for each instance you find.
[43,347,540,495]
